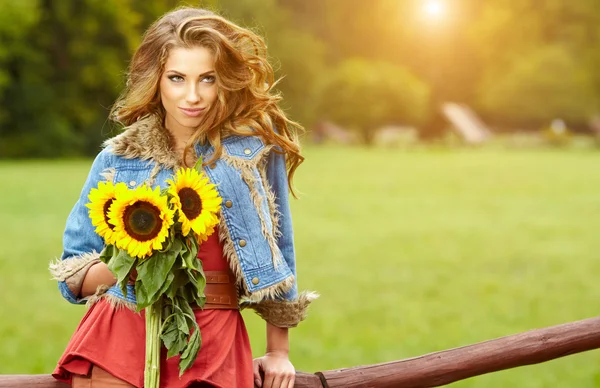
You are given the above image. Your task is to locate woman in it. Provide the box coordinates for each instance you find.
[50,7,317,388]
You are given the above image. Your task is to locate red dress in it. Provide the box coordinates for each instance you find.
[53,231,253,388]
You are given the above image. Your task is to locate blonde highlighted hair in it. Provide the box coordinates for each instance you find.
[110,7,303,193]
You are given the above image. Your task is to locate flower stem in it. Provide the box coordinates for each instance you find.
[144,300,162,388]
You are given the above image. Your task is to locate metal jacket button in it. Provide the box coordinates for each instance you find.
[129,180,136,187]
[209,162,217,169]
[244,148,251,155]
[225,200,233,208]
[251,277,259,285]
[239,239,247,247]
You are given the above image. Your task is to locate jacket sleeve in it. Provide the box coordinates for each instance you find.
[49,149,110,304]
[248,147,318,328]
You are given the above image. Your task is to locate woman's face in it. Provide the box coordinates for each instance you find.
[160,46,218,135]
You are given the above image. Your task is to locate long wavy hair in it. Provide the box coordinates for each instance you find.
[110,7,303,193]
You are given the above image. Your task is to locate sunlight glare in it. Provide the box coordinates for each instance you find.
[423,0,445,19]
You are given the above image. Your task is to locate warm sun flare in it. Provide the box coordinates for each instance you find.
[423,0,446,19]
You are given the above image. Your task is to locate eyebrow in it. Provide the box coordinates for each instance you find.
[165,70,215,77]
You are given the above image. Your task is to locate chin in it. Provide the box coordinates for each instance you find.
[177,116,204,128]
[165,113,204,132]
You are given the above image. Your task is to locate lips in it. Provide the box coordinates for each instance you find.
[179,107,206,117]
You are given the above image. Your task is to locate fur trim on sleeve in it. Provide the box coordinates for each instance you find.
[49,251,101,299]
[245,291,319,328]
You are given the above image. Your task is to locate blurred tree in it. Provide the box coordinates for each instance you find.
[4,0,599,157]
[280,0,480,138]
[317,58,429,144]
[0,0,148,157]
[0,0,325,157]
[478,45,599,127]
[0,1,40,111]
[286,0,600,132]
[471,0,600,128]
[0,0,43,154]
[214,0,326,130]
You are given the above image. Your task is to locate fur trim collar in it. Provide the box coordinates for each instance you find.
[103,115,182,170]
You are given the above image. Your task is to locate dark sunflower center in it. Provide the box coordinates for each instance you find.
[103,198,115,230]
[122,201,163,242]
[178,188,202,220]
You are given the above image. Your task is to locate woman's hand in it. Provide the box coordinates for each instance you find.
[252,350,295,388]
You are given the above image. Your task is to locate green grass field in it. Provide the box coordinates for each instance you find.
[1,146,600,387]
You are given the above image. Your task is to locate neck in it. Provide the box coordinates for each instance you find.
[165,117,196,158]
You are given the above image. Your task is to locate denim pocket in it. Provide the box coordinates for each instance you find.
[114,167,152,189]
[223,136,265,159]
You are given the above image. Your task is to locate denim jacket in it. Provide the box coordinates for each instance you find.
[50,115,317,328]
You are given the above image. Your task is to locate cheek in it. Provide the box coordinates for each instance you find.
[205,87,218,105]
[159,80,178,107]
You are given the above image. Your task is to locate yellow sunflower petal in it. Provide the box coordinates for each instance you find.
[108,184,174,259]
[86,181,130,244]
[168,167,221,238]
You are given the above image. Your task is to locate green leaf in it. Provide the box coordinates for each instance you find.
[185,264,206,307]
[177,296,197,326]
[134,280,149,312]
[99,244,115,265]
[194,294,206,309]
[107,248,137,297]
[160,319,178,348]
[188,235,199,262]
[169,313,189,358]
[178,237,197,270]
[118,277,129,298]
[179,321,201,376]
[194,263,206,291]
[177,307,190,334]
[136,249,178,307]
[158,229,174,253]
[193,156,203,173]
[157,272,175,300]
[192,277,206,308]
[160,186,171,197]
[167,269,189,300]
[160,299,192,359]
[157,295,205,372]
[160,312,184,357]
[181,242,199,271]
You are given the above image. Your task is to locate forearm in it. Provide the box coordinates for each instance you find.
[80,262,117,297]
[266,322,290,355]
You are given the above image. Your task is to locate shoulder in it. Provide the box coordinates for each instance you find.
[87,147,116,174]
[92,146,146,170]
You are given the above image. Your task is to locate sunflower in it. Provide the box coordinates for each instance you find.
[108,185,175,259]
[86,181,128,244]
[167,167,221,239]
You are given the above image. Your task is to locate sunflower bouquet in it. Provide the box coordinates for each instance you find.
[86,160,221,388]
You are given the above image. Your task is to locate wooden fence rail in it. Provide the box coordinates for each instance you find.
[2,316,599,388]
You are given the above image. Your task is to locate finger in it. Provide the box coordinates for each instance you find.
[279,375,291,388]
[286,373,295,388]
[253,359,262,387]
[270,373,284,388]
[262,372,274,388]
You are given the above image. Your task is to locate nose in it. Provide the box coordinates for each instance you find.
[185,83,201,105]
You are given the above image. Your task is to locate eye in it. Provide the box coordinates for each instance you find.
[202,75,216,83]
[168,75,184,83]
